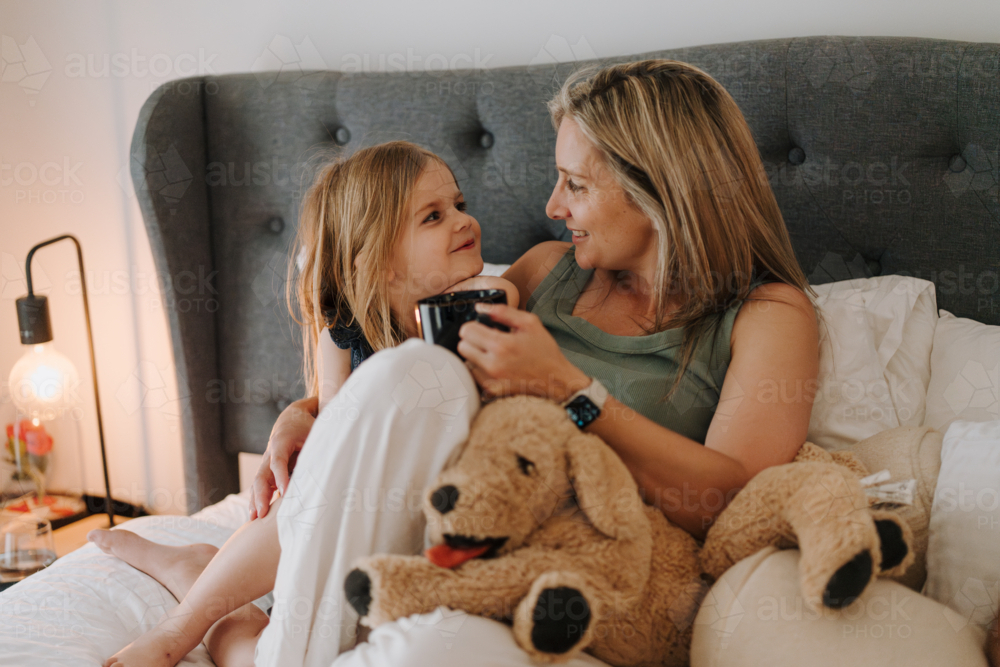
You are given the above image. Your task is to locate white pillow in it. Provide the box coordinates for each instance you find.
[924,419,1000,633]
[691,547,989,667]
[924,310,1000,433]
[806,276,938,451]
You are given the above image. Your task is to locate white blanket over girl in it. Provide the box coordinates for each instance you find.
[255,339,608,666]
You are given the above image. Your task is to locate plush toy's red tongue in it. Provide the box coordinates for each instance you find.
[425,543,490,568]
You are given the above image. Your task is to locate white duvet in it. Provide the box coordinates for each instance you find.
[0,492,252,667]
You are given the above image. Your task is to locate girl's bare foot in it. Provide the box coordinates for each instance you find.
[88,529,218,602]
[89,530,220,667]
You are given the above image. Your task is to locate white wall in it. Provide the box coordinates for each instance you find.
[2,0,998,514]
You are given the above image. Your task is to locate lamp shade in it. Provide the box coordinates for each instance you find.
[8,343,80,420]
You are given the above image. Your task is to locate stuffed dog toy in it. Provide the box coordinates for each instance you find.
[344,397,913,666]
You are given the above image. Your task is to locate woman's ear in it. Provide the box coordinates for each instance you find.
[565,432,649,542]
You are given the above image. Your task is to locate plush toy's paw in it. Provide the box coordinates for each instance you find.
[345,568,372,618]
[814,511,914,609]
[822,550,873,608]
[514,572,596,663]
[870,509,915,577]
[343,555,438,626]
[532,587,590,654]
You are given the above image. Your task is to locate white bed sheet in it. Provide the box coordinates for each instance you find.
[0,491,252,667]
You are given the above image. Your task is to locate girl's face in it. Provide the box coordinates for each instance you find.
[389,160,483,306]
[545,116,657,279]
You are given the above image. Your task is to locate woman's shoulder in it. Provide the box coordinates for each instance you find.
[746,281,816,317]
[503,241,573,308]
[731,281,818,355]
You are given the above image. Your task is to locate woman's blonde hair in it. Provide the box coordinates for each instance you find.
[287,140,444,396]
[548,59,818,401]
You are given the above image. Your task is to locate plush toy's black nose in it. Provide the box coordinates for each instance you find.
[431,485,459,514]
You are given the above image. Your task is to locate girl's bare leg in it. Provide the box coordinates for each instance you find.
[205,606,269,667]
[88,498,283,667]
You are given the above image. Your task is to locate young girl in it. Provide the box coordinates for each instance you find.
[90,140,517,667]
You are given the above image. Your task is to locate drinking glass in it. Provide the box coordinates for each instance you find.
[0,512,56,583]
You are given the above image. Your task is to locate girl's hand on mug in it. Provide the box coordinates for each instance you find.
[249,395,317,520]
[457,303,590,401]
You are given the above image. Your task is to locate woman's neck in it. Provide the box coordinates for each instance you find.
[593,267,656,311]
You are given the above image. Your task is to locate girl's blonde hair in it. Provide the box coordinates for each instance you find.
[287,141,444,397]
[548,59,818,401]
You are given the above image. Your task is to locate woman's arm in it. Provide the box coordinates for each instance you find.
[250,397,317,520]
[502,240,571,310]
[587,283,819,537]
[457,282,819,539]
[249,334,352,520]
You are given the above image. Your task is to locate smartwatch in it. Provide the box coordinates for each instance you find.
[562,378,609,430]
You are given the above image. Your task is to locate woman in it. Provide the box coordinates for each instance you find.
[259,59,819,666]
[108,59,820,667]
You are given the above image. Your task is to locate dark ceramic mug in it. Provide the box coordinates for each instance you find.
[415,289,510,357]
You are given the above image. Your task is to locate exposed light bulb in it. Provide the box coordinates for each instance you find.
[8,342,80,419]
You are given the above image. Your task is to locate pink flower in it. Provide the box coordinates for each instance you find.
[25,428,53,456]
[6,420,53,456]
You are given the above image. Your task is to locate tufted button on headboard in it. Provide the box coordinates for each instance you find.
[130,36,1000,511]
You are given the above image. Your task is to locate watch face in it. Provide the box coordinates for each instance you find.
[565,395,600,429]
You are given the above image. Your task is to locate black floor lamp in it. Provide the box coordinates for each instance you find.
[8,234,115,527]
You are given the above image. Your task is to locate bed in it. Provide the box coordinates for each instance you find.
[1,35,998,666]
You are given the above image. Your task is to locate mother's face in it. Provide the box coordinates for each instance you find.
[545,117,657,276]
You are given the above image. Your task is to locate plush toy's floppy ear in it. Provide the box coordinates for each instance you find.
[565,432,648,542]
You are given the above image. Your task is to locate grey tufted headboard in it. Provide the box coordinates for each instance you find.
[130,36,1000,512]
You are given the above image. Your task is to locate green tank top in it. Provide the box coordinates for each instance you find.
[527,247,761,445]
